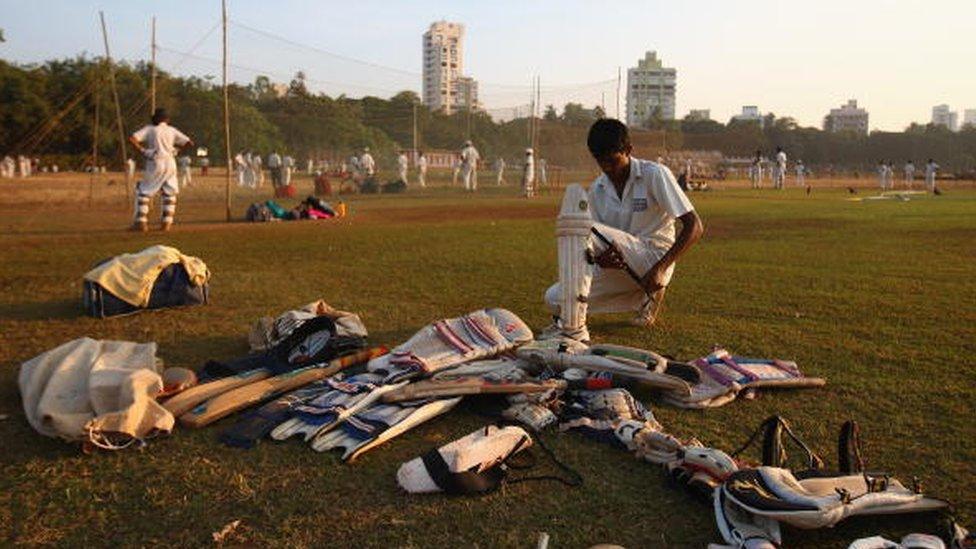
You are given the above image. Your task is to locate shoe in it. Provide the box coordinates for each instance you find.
[130,221,148,233]
[160,221,173,232]
[537,321,590,345]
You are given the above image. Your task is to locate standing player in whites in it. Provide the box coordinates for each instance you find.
[416,151,428,188]
[127,108,194,232]
[750,150,763,189]
[904,160,916,189]
[522,148,535,198]
[461,140,480,191]
[925,159,939,193]
[795,160,805,187]
[543,119,703,341]
[773,147,787,189]
[397,151,409,185]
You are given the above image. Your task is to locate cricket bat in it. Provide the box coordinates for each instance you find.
[381,377,569,403]
[180,347,388,428]
[163,367,272,417]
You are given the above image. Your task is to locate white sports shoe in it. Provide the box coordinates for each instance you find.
[537,320,590,345]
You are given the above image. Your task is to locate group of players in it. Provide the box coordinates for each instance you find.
[749,148,941,192]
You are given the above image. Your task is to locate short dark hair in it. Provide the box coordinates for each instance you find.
[151,108,169,125]
[587,118,630,157]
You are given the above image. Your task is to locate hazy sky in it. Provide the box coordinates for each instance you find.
[3,0,974,131]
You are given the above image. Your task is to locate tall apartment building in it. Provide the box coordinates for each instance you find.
[823,99,869,135]
[422,21,478,114]
[963,109,976,129]
[626,51,677,127]
[931,104,959,131]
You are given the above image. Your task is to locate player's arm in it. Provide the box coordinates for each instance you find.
[127,134,145,155]
[641,210,703,291]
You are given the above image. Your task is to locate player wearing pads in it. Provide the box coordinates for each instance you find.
[127,108,194,232]
[543,119,703,342]
[773,147,787,190]
[903,160,915,189]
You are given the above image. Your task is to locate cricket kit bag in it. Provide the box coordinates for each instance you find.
[367,308,534,384]
[712,417,950,548]
[246,202,274,222]
[201,314,367,380]
[82,245,210,318]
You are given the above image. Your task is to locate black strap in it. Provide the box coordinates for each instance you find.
[838,420,865,474]
[732,415,824,470]
[420,429,582,495]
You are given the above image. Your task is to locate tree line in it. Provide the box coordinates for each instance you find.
[1,56,973,173]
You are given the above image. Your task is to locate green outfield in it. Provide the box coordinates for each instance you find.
[0,173,973,547]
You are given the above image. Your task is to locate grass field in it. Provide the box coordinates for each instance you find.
[0,171,973,547]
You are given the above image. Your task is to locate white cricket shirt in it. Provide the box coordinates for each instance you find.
[588,158,694,251]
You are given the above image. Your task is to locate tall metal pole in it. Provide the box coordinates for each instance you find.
[412,102,417,154]
[150,16,157,113]
[535,75,541,152]
[90,73,100,209]
[99,11,131,200]
[616,66,621,120]
[222,0,232,221]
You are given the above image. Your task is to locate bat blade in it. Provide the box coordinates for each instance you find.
[180,347,387,428]
[381,377,567,403]
[162,368,271,417]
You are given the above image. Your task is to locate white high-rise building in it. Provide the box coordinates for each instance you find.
[422,21,478,114]
[932,104,959,131]
[963,109,976,129]
[823,99,869,135]
[732,106,763,126]
[626,51,677,127]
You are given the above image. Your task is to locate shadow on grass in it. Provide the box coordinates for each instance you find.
[0,299,81,321]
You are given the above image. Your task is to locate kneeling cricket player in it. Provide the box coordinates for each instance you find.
[544,119,703,342]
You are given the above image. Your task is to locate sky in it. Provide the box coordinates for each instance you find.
[2,0,974,131]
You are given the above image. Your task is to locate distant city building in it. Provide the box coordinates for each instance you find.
[963,109,976,129]
[932,104,959,131]
[271,83,289,98]
[422,21,479,114]
[626,51,677,127]
[456,76,479,111]
[687,109,711,121]
[732,106,763,127]
[823,99,869,135]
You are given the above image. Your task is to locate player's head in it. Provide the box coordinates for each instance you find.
[587,118,631,175]
[776,146,783,152]
[418,150,424,156]
[151,108,169,125]
[928,158,934,163]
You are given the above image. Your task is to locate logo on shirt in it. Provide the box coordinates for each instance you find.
[632,198,648,211]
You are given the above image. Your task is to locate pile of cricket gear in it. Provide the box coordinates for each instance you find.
[17,303,973,547]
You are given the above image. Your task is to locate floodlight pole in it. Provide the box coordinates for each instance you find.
[616,66,621,120]
[99,11,131,200]
[222,0,232,221]
[150,16,157,113]
[412,101,418,154]
[90,72,100,209]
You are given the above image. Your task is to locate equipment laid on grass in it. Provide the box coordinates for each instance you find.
[83,245,210,318]
[310,396,462,462]
[367,308,533,383]
[397,424,533,494]
[219,378,337,449]
[200,313,367,380]
[180,346,387,428]
[19,337,173,449]
[381,377,568,403]
[247,299,368,353]
[666,348,826,408]
[712,416,951,548]
[270,374,405,442]
[517,339,692,394]
[162,367,270,417]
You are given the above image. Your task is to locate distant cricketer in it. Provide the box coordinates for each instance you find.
[127,108,194,232]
